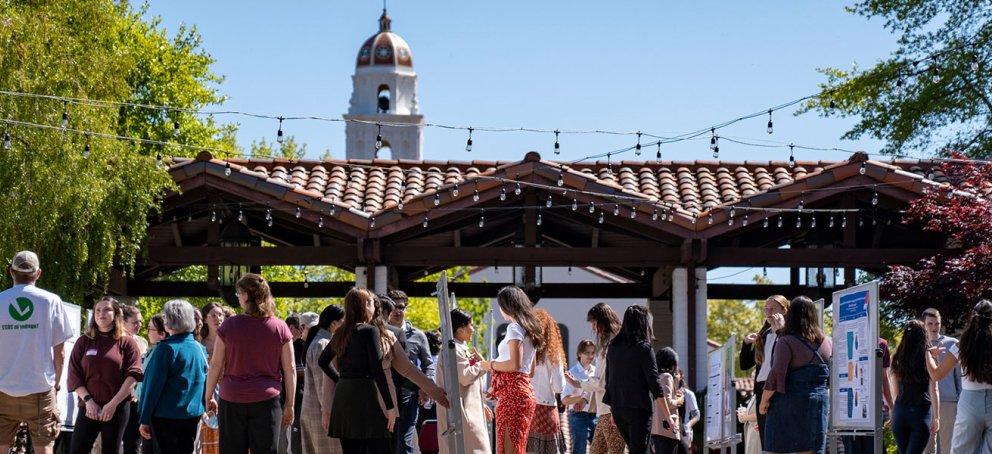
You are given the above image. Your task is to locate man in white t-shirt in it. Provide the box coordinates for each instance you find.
[0,251,75,454]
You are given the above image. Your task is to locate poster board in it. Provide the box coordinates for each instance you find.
[830,281,879,431]
[814,298,825,330]
[58,302,82,429]
[705,335,737,447]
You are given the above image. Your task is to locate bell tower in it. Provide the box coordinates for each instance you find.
[344,9,424,160]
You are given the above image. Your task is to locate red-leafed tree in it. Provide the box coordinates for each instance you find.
[883,154,992,330]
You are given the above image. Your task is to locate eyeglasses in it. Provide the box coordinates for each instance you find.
[394,304,407,311]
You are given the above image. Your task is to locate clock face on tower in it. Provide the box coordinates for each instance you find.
[375,46,392,59]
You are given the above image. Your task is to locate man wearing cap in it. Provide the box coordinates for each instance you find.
[0,251,75,454]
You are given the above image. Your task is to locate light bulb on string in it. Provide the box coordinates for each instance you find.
[842,215,848,228]
[156,153,163,167]
[500,186,507,201]
[265,208,272,221]
[514,182,522,196]
[451,184,459,198]
[557,171,564,187]
[318,217,324,228]
[710,128,717,150]
[931,64,941,83]
[613,204,620,216]
[537,209,543,226]
[630,208,636,219]
[434,193,441,206]
[423,212,430,228]
[225,162,232,177]
[598,212,604,224]
[546,195,553,208]
[238,209,245,223]
[369,216,376,228]
[465,127,473,152]
[173,120,180,138]
[398,199,405,210]
[712,145,719,159]
[473,182,480,202]
[797,196,804,212]
[656,142,662,162]
[829,99,837,114]
[730,207,736,219]
[553,130,560,155]
[858,216,864,227]
[788,144,796,168]
[972,54,980,72]
[872,188,879,206]
[727,216,734,226]
[2,132,10,150]
[829,215,835,228]
[763,217,769,228]
[652,209,659,221]
[708,213,714,225]
[796,215,802,229]
[479,209,486,228]
[859,162,867,175]
[572,199,578,211]
[375,123,383,151]
[635,131,642,156]
[268,216,274,228]
[295,207,302,219]
[872,216,877,226]
[83,143,91,158]
[60,101,69,131]
[211,210,217,223]
[303,271,309,289]
[810,213,817,228]
[742,214,749,226]
[766,109,774,134]
[895,77,905,95]
[589,202,596,214]
[277,117,285,144]
[777,216,783,228]
[330,202,337,216]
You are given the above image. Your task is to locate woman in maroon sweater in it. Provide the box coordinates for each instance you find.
[67,297,143,454]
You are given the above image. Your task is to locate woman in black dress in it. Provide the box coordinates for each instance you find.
[320,287,396,453]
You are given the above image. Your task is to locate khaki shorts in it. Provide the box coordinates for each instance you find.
[0,389,59,445]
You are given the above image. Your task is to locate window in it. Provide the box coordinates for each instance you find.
[377,85,391,113]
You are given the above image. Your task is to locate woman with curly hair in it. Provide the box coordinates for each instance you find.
[890,320,940,454]
[490,286,544,454]
[526,309,567,453]
[927,299,992,453]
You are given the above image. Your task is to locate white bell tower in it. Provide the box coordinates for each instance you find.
[344,9,424,160]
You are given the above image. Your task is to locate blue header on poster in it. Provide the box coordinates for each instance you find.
[838,290,869,322]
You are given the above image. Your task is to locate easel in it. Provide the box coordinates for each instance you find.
[435,273,466,454]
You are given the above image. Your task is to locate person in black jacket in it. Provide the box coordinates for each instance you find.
[602,305,665,454]
[737,294,790,447]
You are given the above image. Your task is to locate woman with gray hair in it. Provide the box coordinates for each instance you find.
[136,299,209,454]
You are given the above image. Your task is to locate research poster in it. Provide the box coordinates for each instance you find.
[705,335,736,445]
[58,302,82,428]
[830,281,879,430]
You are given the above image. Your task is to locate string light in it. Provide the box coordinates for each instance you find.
[796,215,802,229]
[499,186,507,201]
[173,120,180,137]
[375,122,383,151]
[369,216,376,228]
[797,196,804,212]
[763,217,769,228]
[277,117,285,144]
[742,214,749,226]
[766,109,773,134]
[635,131,642,156]
[710,128,717,150]
[473,182,480,202]
[810,213,817,228]
[318,216,324,228]
[872,187,879,206]
[829,99,837,114]
[557,171,564,187]
[465,127,473,152]
[514,182,522,196]
[60,100,69,130]
[156,153,163,167]
[842,215,847,228]
[613,204,620,216]
[788,143,796,168]
[708,213,714,225]
[398,199,404,210]
[423,212,430,228]
[238,209,245,223]
[829,214,835,228]
[537,208,543,226]
[83,142,90,158]
[433,193,440,206]
[598,212,604,224]
[652,209,659,221]
[225,162,232,177]
[972,54,980,72]
[629,208,636,219]
[553,130,560,155]
[656,142,662,162]
[210,210,217,223]
[479,209,485,228]
[589,202,596,214]
[931,62,941,83]
[303,270,309,289]
[2,132,10,149]
[265,208,272,221]
[546,195,553,208]
[777,216,783,228]
[859,162,867,175]
[572,199,578,211]
[895,77,905,95]
[295,207,302,219]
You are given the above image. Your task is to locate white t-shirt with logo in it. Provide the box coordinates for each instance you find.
[948,343,992,391]
[0,284,76,396]
[495,322,537,374]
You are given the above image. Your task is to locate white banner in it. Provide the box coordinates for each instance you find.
[830,281,879,431]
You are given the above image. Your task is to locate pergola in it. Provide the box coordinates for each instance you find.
[111,150,952,386]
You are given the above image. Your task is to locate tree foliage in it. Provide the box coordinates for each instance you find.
[883,158,992,329]
[801,1,992,157]
[0,0,236,303]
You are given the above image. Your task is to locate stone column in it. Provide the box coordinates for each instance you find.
[694,266,709,390]
[672,267,689,372]
[354,266,368,289]
[374,265,389,294]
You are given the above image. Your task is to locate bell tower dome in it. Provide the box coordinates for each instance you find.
[344,9,424,160]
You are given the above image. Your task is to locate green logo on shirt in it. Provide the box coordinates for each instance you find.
[9,297,34,321]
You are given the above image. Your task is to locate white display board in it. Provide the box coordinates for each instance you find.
[814,298,825,330]
[830,281,879,431]
[58,302,82,429]
[705,335,736,447]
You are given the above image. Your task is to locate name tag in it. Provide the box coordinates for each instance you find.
[85,349,98,356]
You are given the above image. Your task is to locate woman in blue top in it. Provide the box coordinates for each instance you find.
[137,299,208,454]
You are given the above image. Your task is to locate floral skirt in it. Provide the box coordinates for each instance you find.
[491,371,536,454]
[526,404,566,453]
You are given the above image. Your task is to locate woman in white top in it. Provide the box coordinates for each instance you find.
[489,286,544,454]
[927,299,992,453]
[562,340,597,454]
[575,302,625,454]
[526,309,567,454]
[737,395,760,454]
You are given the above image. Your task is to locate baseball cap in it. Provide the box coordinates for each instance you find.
[300,311,319,328]
[10,251,39,273]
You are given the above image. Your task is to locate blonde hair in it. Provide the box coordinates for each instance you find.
[754,295,790,364]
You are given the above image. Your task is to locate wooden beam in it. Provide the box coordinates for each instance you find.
[126,280,356,297]
[705,247,940,267]
[140,246,359,266]
[400,282,652,298]
[707,284,833,301]
[383,247,683,266]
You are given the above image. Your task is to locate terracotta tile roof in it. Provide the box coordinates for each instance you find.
[170,152,948,220]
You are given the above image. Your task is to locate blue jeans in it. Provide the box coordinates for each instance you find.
[892,403,931,454]
[568,411,597,454]
[952,389,992,453]
[394,392,419,454]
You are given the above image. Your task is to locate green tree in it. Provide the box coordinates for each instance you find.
[706,274,770,377]
[802,1,992,157]
[251,136,308,160]
[0,0,236,304]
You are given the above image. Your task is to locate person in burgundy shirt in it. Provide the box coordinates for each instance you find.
[67,297,143,454]
[204,274,296,454]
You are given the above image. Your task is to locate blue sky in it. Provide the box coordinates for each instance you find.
[146,1,906,165]
[146,1,902,285]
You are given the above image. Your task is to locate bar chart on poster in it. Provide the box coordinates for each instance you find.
[830,281,879,430]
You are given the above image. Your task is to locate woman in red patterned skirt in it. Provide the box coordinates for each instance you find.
[527,309,567,453]
[489,286,545,454]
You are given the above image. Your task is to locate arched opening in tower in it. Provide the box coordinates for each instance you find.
[377,85,391,113]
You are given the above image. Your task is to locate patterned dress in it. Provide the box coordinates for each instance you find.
[491,371,536,454]
[300,329,342,454]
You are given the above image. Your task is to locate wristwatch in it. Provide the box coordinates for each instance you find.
[83,395,92,402]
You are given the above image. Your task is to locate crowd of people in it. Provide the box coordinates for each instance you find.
[6,248,992,454]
